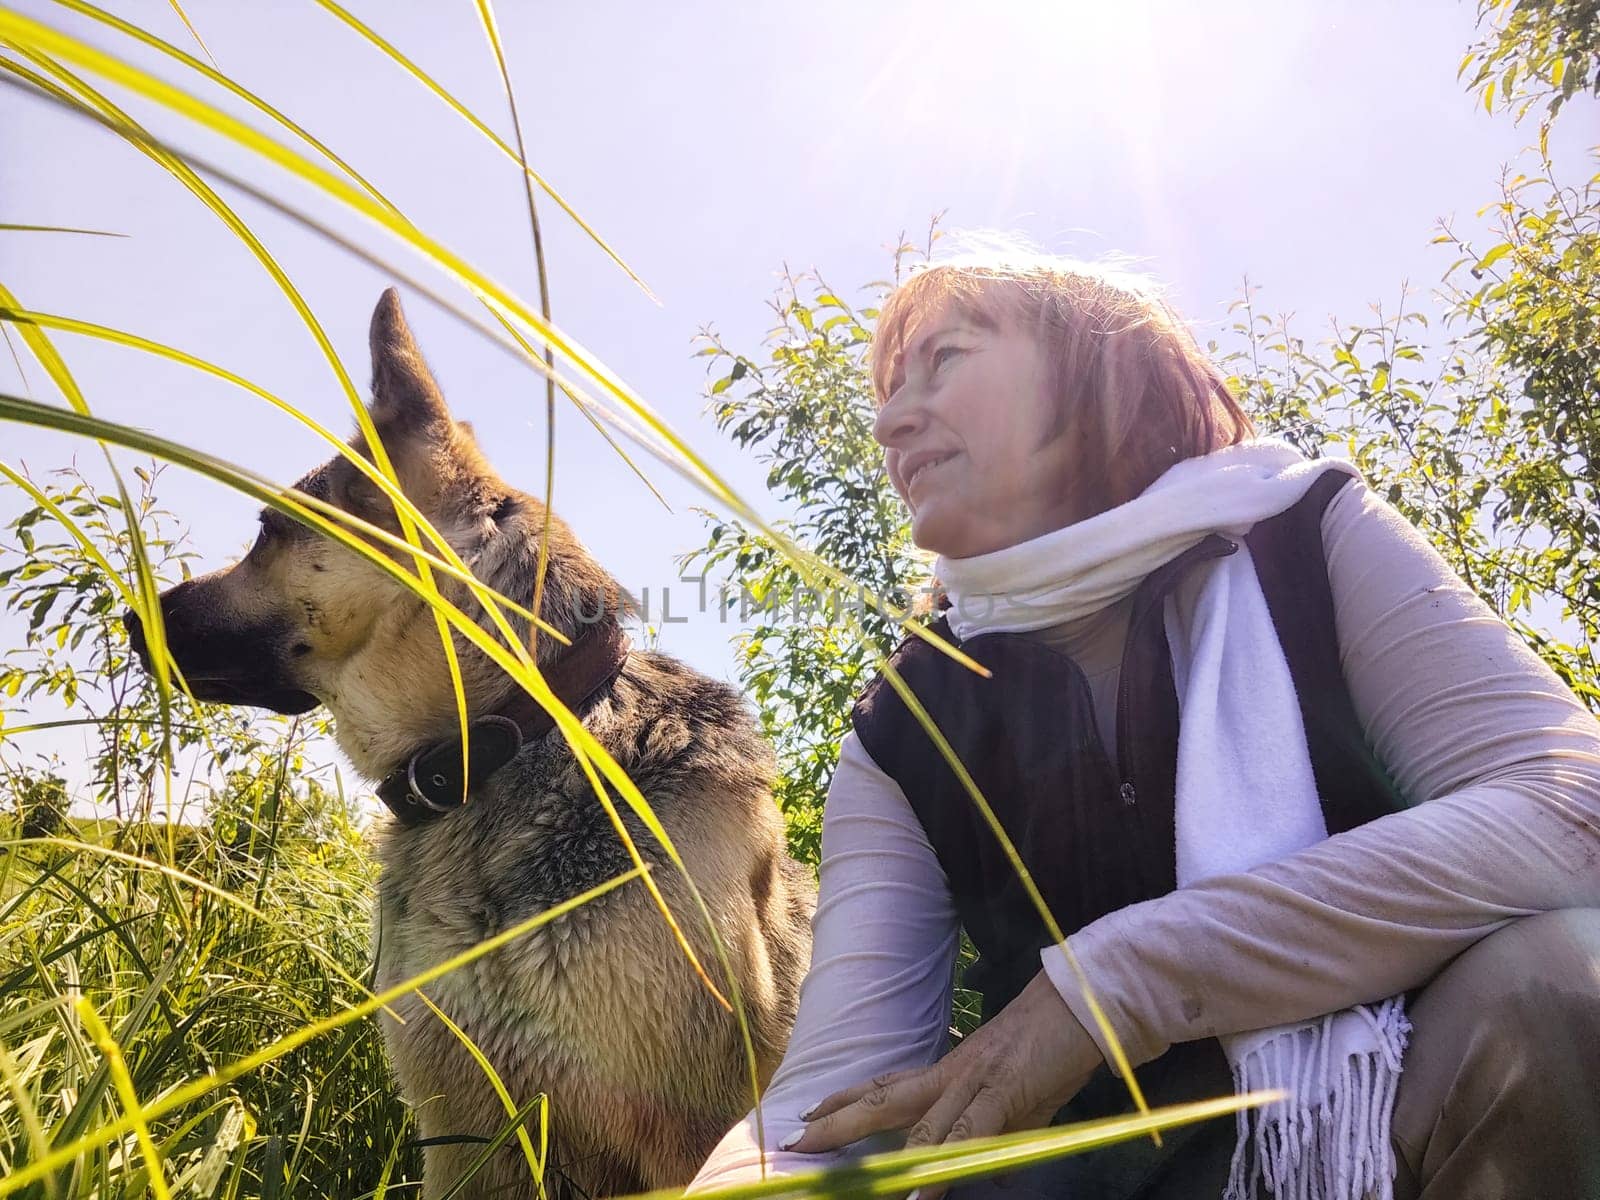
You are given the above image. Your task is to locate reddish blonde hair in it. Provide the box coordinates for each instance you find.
[870,251,1254,520]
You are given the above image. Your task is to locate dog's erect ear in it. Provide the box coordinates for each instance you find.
[368,288,450,435]
[359,288,500,520]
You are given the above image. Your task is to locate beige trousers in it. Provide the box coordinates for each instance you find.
[1389,907,1600,1200]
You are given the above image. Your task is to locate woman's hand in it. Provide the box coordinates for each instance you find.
[780,970,1104,1199]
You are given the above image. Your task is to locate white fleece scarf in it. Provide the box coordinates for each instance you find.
[936,438,1410,1200]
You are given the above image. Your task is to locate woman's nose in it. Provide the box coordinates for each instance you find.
[872,387,927,449]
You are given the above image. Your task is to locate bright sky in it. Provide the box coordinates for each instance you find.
[3,1,1596,796]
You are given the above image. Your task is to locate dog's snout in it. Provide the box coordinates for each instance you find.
[119,589,320,715]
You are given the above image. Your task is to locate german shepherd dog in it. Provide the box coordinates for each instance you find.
[127,290,814,1198]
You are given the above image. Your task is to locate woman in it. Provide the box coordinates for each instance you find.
[689,253,1600,1200]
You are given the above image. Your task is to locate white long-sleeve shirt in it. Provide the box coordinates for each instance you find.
[690,480,1600,1189]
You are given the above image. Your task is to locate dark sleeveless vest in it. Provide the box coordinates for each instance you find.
[850,472,1404,1023]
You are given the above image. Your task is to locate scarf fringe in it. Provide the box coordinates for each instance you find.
[1224,999,1412,1200]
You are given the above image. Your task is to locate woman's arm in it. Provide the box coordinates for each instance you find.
[1042,478,1600,1071]
[688,730,962,1189]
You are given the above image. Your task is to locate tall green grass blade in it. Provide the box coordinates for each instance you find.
[0,321,30,394]
[0,274,180,772]
[282,1080,317,1197]
[72,997,174,1200]
[0,852,73,933]
[5,10,667,511]
[0,9,1002,750]
[482,302,673,509]
[624,1093,1279,1200]
[10,835,381,1015]
[44,0,671,523]
[131,1004,220,1093]
[0,40,634,782]
[474,0,561,664]
[14,837,269,926]
[0,222,126,236]
[249,716,298,909]
[0,35,1059,1100]
[370,1108,410,1200]
[433,1091,548,1200]
[1,17,979,677]
[161,0,216,69]
[313,0,656,301]
[48,950,181,1159]
[0,914,153,1001]
[260,1132,284,1200]
[166,1098,251,1198]
[414,991,545,1191]
[51,0,397,215]
[0,1037,58,1200]
[0,358,743,1021]
[0,392,560,650]
[21,864,168,1019]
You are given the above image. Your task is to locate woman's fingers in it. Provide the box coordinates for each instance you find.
[800,1067,923,1124]
[902,1070,981,1150]
[912,1087,1011,1200]
[781,973,1103,1190]
[783,1067,944,1153]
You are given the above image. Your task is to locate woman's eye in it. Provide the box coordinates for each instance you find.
[931,345,964,372]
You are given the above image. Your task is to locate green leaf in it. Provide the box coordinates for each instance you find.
[1474,243,1513,272]
[28,592,55,631]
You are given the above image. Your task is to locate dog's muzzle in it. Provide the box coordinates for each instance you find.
[123,606,320,715]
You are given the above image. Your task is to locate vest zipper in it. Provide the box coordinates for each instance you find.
[1114,594,1146,801]
[1113,535,1239,807]
[1115,654,1137,804]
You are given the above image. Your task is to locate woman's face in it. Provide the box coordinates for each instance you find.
[874,300,1079,558]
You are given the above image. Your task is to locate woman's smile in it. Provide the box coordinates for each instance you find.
[905,450,959,496]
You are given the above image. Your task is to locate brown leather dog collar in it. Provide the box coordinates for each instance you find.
[376,621,632,827]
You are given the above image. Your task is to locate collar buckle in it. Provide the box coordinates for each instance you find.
[404,752,457,814]
[403,714,524,814]
[377,624,631,828]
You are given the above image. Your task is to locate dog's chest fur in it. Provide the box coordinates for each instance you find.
[367,653,804,1195]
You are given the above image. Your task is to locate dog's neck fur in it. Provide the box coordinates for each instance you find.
[323,507,630,781]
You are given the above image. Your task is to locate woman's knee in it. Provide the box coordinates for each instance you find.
[1412,908,1600,1066]
[1451,909,1598,1015]
[1467,907,1600,969]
